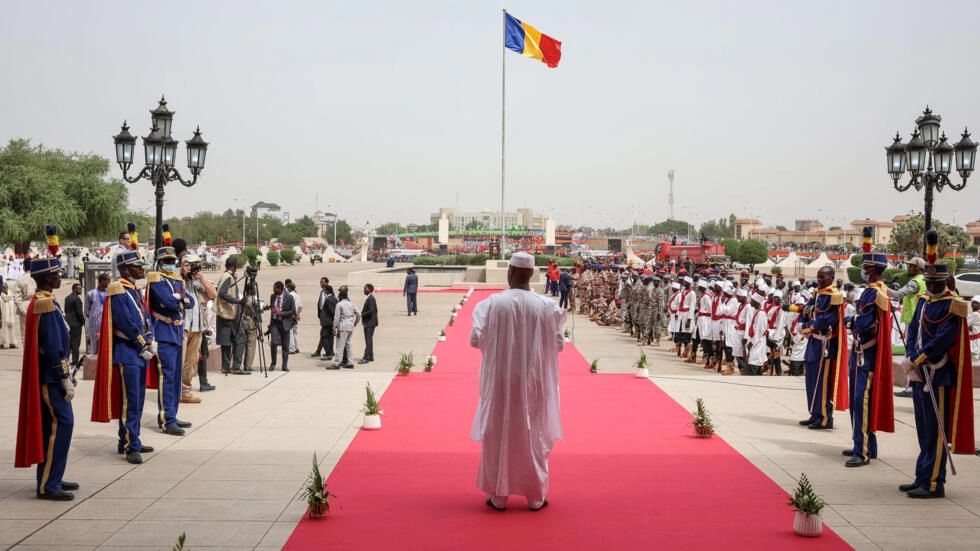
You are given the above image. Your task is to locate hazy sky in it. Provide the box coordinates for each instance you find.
[3,1,980,231]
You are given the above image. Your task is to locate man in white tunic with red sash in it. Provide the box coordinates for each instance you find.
[470,252,566,512]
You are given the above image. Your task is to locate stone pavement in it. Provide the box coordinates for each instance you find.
[569,309,980,551]
[0,262,462,550]
[2,265,978,550]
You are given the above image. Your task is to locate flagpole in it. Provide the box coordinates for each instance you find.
[500,8,507,260]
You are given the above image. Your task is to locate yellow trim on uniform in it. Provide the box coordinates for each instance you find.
[146,271,162,283]
[819,358,830,425]
[119,364,130,452]
[33,295,55,314]
[929,388,945,492]
[951,299,968,318]
[951,338,966,447]
[39,385,57,494]
[830,292,844,306]
[861,373,873,460]
[157,355,167,428]
[106,281,125,297]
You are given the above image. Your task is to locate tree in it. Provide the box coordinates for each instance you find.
[889,214,969,257]
[647,219,694,237]
[721,238,740,260]
[699,214,736,239]
[736,239,768,266]
[465,220,483,231]
[0,139,129,252]
[775,225,788,232]
[279,248,296,264]
[266,250,280,266]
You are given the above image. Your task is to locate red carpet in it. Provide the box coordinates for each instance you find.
[285,290,851,550]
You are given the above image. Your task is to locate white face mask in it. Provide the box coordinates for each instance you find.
[161,262,177,273]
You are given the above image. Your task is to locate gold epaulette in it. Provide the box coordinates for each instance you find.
[875,290,890,311]
[830,292,844,306]
[951,299,969,318]
[146,271,163,283]
[107,281,126,296]
[33,296,55,314]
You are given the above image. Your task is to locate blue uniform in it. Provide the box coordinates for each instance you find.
[33,292,74,496]
[846,283,886,461]
[905,294,959,493]
[109,279,154,453]
[801,289,843,427]
[148,272,193,429]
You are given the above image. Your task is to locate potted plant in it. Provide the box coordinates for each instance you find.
[448,315,455,327]
[362,383,382,430]
[633,351,649,378]
[438,329,447,342]
[691,398,715,438]
[397,352,414,376]
[590,358,599,373]
[563,329,571,343]
[424,355,435,372]
[788,474,825,537]
[172,533,186,551]
[301,452,336,518]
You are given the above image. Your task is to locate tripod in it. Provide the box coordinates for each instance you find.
[230,270,269,378]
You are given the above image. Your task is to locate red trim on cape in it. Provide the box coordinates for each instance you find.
[947,317,975,454]
[14,298,44,468]
[91,297,122,422]
[833,306,849,411]
[869,288,895,433]
[144,285,159,389]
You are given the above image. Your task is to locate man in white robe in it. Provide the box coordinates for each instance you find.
[470,252,566,512]
[746,292,769,376]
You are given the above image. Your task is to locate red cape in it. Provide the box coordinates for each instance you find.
[832,304,849,411]
[869,287,895,433]
[91,297,122,422]
[947,317,975,454]
[14,298,44,468]
[144,285,159,389]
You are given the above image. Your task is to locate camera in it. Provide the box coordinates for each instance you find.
[190,262,202,273]
[245,265,259,277]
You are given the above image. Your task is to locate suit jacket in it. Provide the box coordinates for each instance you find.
[318,292,337,327]
[64,292,85,328]
[268,291,297,331]
[404,273,419,294]
[558,271,572,292]
[361,294,379,328]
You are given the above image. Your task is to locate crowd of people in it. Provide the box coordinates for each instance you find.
[566,231,978,498]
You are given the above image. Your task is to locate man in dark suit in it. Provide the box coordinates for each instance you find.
[312,279,337,360]
[403,268,419,316]
[263,281,296,372]
[64,283,85,367]
[558,269,572,310]
[359,283,378,364]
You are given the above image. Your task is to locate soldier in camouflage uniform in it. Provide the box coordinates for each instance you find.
[650,276,665,346]
[635,276,653,344]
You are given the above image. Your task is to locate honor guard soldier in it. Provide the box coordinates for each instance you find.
[842,230,895,467]
[147,244,194,436]
[900,231,975,498]
[792,266,849,429]
[14,226,79,500]
[91,251,157,464]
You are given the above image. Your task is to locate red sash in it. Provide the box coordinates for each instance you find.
[14,297,43,468]
[91,296,122,422]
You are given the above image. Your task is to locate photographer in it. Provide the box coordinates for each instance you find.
[181,254,217,395]
[214,257,248,375]
[241,275,262,372]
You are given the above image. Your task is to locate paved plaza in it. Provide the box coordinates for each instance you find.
[0,262,978,550]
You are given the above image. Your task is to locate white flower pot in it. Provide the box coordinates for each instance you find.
[563,337,571,343]
[634,367,649,378]
[793,512,823,537]
[452,313,458,319]
[427,355,437,366]
[362,414,382,430]
[438,336,447,342]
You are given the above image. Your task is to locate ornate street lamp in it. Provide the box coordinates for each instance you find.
[113,96,209,250]
[885,106,976,254]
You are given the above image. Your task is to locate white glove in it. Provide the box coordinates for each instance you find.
[172,293,182,300]
[61,378,75,401]
[140,345,155,360]
[150,340,159,355]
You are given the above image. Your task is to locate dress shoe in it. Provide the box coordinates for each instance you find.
[529,499,549,512]
[807,422,833,430]
[320,355,334,361]
[231,369,252,375]
[907,487,944,499]
[341,364,354,369]
[126,452,143,464]
[175,419,192,429]
[180,393,202,404]
[310,352,322,357]
[61,481,80,491]
[267,365,276,371]
[895,389,913,398]
[199,383,216,392]
[162,425,186,436]
[485,498,506,511]
[845,457,869,468]
[898,483,919,493]
[799,419,813,426]
[841,449,854,456]
[325,365,340,370]
[37,490,74,501]
[358,359,371,365]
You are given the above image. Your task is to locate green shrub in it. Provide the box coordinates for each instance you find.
[881,267,910,287]
[770,266,782,275]
[846,266,863,285]
[849,254,863,268]
[280,248,296,264]
[534,254,575,267]
[266,250,280,266]
[232,253,249,271]
[243,246,259,268]
[954,256,965,269]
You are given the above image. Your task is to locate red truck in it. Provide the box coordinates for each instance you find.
[654,241,727,267]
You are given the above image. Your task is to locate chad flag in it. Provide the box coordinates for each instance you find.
[504,12,562,68]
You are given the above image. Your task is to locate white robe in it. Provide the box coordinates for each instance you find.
[967,310,980,360]
[678,290,696,334]
[697,293,714,340]
[667,291,681,333]
[724,299,743,354]
[747,310,768,366]
[470,288,566,502]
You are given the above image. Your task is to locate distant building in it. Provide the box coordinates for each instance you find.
[429,207,551,231]
[251,201,287,223]
[735,216,897,247]
[966,220,980,247]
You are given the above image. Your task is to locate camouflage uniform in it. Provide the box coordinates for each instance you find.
[650,281,665,345]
